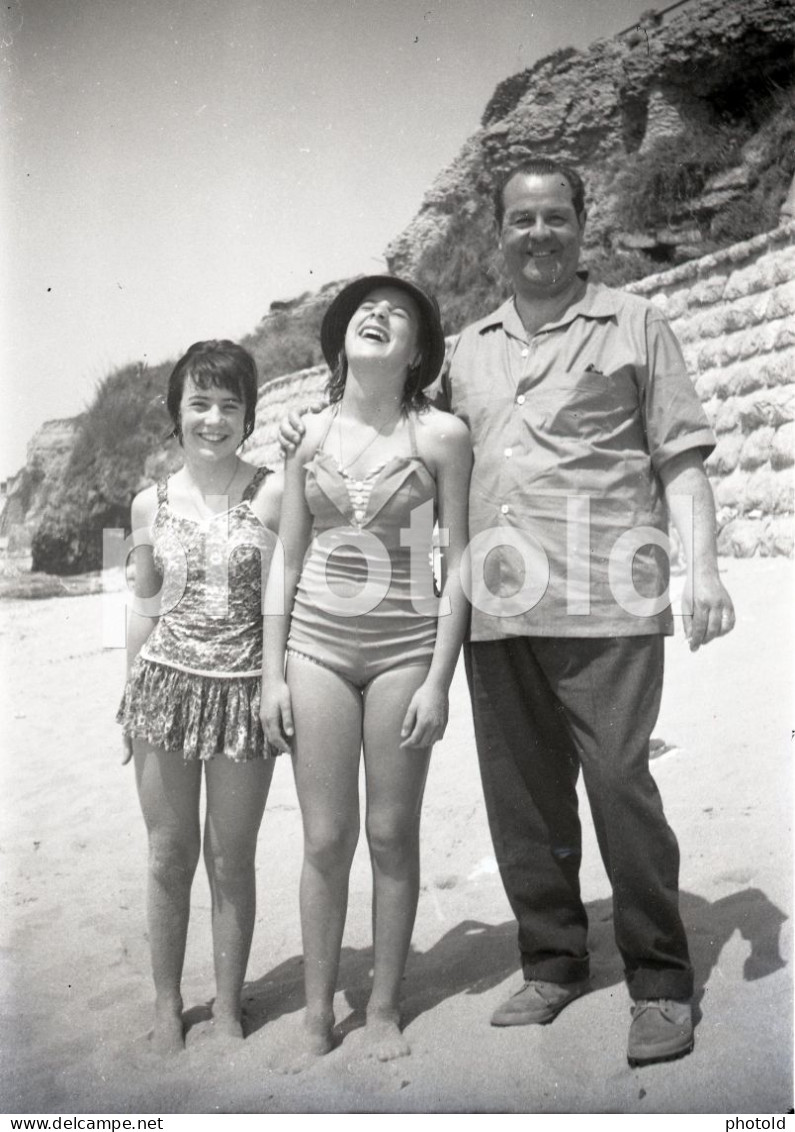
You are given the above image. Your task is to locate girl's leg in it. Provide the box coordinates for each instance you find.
[203,755,274,1037]
[133,741,202,1054]
[361,665,432,1061]
[287,654,363,1058]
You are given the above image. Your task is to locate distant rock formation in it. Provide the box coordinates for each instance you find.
[1,418,81,555]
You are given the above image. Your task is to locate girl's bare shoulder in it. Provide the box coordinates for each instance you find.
[414,406,471,453]
[130,482,160,531]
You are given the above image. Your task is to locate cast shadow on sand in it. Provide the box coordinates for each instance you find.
[210,884,786,1044]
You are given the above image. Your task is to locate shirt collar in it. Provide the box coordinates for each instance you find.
[477,275,622,341]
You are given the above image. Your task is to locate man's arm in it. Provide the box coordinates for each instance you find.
[659,449,735,651]
[277,399,325,455]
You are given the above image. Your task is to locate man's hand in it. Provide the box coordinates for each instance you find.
[661,450,735,652]
[681,570,735,651]
[278,401,324,455]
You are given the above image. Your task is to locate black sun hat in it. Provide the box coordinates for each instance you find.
[320,274,446,390]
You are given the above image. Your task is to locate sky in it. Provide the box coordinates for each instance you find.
[1,0,659,480]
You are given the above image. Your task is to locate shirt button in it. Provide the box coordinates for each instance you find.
[500,504,509,515]
[516,394,526,405]
[504,447,512,458]
[520,348,529,358]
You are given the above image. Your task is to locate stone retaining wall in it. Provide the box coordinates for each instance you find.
[628,221,794,556]
[247,223,795,557]
[245,365,329,470]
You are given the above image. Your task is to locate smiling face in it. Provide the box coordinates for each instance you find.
[178,376,246,460]
[343,286,421,377]
[499,172,586,300]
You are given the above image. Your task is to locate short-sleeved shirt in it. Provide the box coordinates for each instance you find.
[433,280,715,640]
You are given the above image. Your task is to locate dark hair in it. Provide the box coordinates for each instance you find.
[166,340,259,444]
[493,160,586,228]
[326,350,429,413]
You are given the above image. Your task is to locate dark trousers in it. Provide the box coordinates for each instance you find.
[465,635,693,1002]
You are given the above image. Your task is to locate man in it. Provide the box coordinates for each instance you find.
[441,159,733,1067]
[281,158,735,1066]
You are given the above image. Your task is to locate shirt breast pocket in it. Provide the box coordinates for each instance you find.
[525,368,638,441]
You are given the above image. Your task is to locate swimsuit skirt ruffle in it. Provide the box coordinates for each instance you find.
[117,655,272,762]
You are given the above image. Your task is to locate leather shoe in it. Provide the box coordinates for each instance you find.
[627,999,694,1066]
[490,978,589,1026]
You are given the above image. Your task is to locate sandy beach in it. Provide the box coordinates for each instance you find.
[1,556,792,1115]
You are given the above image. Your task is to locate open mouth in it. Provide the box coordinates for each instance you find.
[360,324,389,343]
[198,432,229,443]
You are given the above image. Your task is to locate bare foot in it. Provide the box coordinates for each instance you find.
[363,1007,410,1062]
[150,1003,185,1056]
[209,1012,244,1041]
[271,1011,334,1075]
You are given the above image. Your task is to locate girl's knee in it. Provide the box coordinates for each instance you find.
[203,836,257,888]
[304,820,359,872]
[148,833,200,888]
[365,813,419,866]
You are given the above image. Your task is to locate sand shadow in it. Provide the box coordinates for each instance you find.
[241,885,787,1038]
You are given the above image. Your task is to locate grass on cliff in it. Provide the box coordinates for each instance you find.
[408,203,513,334]
[29,297,329,573]
[710,82,795,244]
[242,301,326,382]
[31,360,175,574]
[613,81,795,243]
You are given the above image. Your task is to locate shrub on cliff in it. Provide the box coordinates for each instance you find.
[408,203,512,334]
[481,47,578,127]
[614,123,751,233]
[242,303,326,382]
[31,360,174,574]
[711,81,795,243]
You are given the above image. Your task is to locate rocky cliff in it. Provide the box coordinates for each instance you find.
[386,0,794,289]
[0,419,81,555]
[4,0,794,573]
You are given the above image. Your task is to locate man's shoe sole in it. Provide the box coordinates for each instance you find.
[627,1036,695,1068]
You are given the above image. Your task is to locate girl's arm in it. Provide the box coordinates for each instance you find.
[247,464,284,533]
[126,487,161,674]
[401,412,473,749]
[121,486,161,762]
[260,434,316,753]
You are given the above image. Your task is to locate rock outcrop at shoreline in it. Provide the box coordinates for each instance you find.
[0,418,81,556]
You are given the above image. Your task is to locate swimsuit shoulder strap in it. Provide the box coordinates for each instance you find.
[406,411,419,458]
[242,466,271,502]
[156,479,169,506]
[316,406,338,453]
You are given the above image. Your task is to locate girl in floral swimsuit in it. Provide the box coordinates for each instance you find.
[262,277,472,1065]
[118,340,282,1054]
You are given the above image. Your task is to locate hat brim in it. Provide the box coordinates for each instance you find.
[320,275,446,390]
